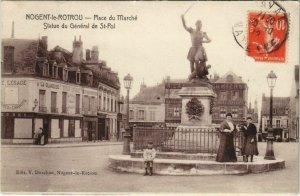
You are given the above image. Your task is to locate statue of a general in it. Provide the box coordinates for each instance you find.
[181,14,212,81]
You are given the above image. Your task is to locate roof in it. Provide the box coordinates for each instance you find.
[52,45,72,55]
[168,78,189,83]
[2,38,39,71]
[130,83,165,104]
[215,71,244,83]
[261,96,290,115]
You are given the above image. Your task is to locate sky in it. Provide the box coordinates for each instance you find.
[1,1,299,111]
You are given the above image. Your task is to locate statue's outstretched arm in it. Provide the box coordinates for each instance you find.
[181,15,192,32]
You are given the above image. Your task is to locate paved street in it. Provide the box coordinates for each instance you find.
[1,142,299,193]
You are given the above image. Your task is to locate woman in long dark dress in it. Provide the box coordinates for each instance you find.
[241,117,259,162]
[216,113,237,162]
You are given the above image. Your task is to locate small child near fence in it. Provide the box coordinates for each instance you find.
[143,141,156,176]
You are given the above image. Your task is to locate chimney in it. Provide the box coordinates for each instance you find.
[91,46,99,62]
[72,35,83,65]
[214,73,220,80]
[86,49,91,61]
[3,46,15,73]
[167,76,170,82]
[41,36,48,51]
[140,79,147,92]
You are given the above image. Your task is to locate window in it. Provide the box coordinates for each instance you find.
[98,95,102,110]
[62,92,67,113]
[285,108,289,115]
[69,119,75,137]
[226,75,233,82]
[83,95,89,113]
[51,91,57,113]
[173,107,180,117]
[90,96,96,114]
[232,91,239,100]
[150,111,155,121]
[167,108,173,117]
[75,94,80,114]
[220,108,226,117]
[43,63,49,76]
[266,120,270,127]
[103,97,106,111]
[63,67,68,81]
[49,64,53,76]
[115,100,117,113]
[273,108,277,114]
[129,110,134,120]
[231,108,238,118]
[276,120,280,127]
[39,90,46,105]
[111,98,114,112]
[138,110,145,120]
[53,65,58,78]
[106,97,110,111]
[76,71,81,84]
[220,91,227,100]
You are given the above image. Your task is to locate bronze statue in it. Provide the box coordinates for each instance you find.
[181,14,212,80]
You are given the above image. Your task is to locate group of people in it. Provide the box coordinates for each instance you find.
[216,113,259,163]
[34,127,47,145]
[142,114,258,175]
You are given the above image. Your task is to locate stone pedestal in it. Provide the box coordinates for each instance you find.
[178,81,216,126]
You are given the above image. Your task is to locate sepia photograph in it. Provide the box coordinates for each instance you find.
[1,0,299,194]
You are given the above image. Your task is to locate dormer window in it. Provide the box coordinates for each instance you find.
[226,75,233,82]
[76,71,81,84]
[43,63,49,76]
[52,63,58,79]
[89,73,93,86]
[63,66,68,81]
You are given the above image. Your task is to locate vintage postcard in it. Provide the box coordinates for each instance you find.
[1,0,299,194]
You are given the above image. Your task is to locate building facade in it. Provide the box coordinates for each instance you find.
[128,82,165,127]
[212,72,248,124]
[1,35,121,144]
[164,72,248,127]
[261,94,290,141]
[164,78,187,128]
[289,65,299,141]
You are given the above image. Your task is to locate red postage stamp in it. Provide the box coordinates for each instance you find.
[247,11,288,63]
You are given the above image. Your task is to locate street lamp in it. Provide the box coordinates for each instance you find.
[264,70,277,160]
[123,73,133,155]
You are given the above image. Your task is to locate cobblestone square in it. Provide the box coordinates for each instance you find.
[1,142,298,193]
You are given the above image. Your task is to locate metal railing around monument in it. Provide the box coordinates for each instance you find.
[133,126,244,155]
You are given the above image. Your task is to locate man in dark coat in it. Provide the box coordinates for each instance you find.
[241,117,259,162]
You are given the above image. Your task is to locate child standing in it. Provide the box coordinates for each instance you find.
[143,141,156,176]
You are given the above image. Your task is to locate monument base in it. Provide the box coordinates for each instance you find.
[171,125,219,153]
[109,154,285,175]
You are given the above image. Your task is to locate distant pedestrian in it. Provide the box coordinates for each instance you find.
[41,127,48,145]
[240,117,259,162]
[34,127,43,145]
[143,141,156,176]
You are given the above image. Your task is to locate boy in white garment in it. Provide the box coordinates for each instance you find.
[143,141,156,176]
